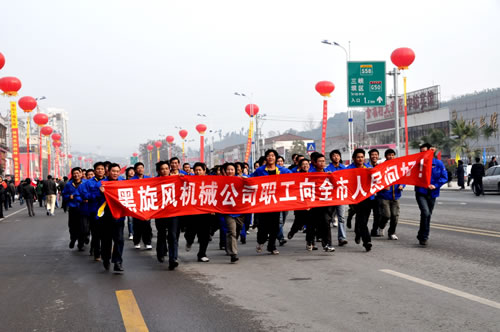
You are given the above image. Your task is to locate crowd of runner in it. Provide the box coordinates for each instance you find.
[19,143,447,274]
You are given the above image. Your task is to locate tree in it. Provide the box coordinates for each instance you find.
[410,128,454,153]
[450,118,480,159]
[289,140,307,161]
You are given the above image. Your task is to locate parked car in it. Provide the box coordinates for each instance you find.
[483,165,500,193]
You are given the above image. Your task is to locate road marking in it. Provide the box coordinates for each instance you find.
[380,269,500,310]
[0,208,27,221]
[399,219,500,238]
[116,290,149,332]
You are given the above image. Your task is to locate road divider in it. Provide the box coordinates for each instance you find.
[399,219,500,238]
[116,289,149,332]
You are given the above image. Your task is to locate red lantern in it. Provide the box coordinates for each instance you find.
[147,144,154,151]
[68,154,73,159]
[179,129,188,139]
[154,141,162,148]
[51,133,61,141]
[33,113,49,126]
[0,76,22,96]
[53,141,62,147]
[18,96,37,113]
[166,136,174,144]
[196,124,207,135]
[245,104,259,117]
[315,81,335,97]
[0,52,5,70]
[78,156,83,161]
[40,126,53,136]
[391,47,415,70]
[132,152,138,157]
[60,153,66,158]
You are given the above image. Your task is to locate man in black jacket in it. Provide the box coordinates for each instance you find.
[470,157,485,196]
[0,176,5,218]
[43,175,58,215]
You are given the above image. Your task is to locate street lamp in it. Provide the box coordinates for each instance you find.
[321,39,354,160]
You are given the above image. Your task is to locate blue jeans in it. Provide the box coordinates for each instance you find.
[332,205,347,240]
[277,211,289,241]
[415,192,436,241]
[127,216,134,236]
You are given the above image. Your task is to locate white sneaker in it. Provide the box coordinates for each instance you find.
[323,245,335,252]
[271,249,279,255]
[306,244,313,251]
[198,256,210,262]
[256,244,263,253]
[145,244,153,250]
[128,234,133,240]
[389,234,398,240]
[134,244,141,249]
[186,243,192,252]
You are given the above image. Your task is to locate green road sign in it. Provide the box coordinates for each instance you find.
[130,156,138,165]
[347,61,386,107]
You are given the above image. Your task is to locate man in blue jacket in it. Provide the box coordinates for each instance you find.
[326,149,348,246]
[377,149,404,240]
[251,149,291,255]
[78,162,107,261]
[62,167,86,251]
[415,143,448,246]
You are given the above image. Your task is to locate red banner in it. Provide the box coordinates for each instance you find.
[10,102,21,186]
[103,151,433,220]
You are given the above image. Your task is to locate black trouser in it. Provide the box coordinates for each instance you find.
[101,218,124,264]
[289,210,309,236]
[353,199,372,246]
[89,217,101,259]
[68,207,87,249]
[155,217,180,264]
[4,194,10,210]
[311,207,332,247]
[473,177,483,196]
[133,218,152,245]
[184,214,211,258]
[369,197,382,235]
[0,199,4,218]
[257,212,280,251]
[25,198,35,216]
[38,195,45,207]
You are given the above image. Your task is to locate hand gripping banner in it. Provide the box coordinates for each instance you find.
[102,151,433,220]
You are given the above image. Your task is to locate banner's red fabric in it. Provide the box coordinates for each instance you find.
[102,151,433,220]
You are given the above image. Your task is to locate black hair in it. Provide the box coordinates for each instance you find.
[475,157,480,162]
[420,143,432,150]
[298,158,310,168]
[352,148,365,160]
[276,155,285,162]
[93,162,105,170]
[86,169,95,176]
[183,162,190,167]
[156,161,170,173]
[193,162,207,172]
[384,149,396,157]
[312,153,325,162]
[109,163,121,170]
[63,176,68,181]
[47,175,53,180]
[291,153,298,161]
[134,162,145,170]
[458,160,463,165]
[329,149,342,159]
[125,167,134,179]
[71,167,82,174]
[222,162,236,174]
[169,157,180,164]
[368,148,379,156]
[25,178,31,184]
[104,161,112,170]
[257,156,266,167]
[264,149,279,159]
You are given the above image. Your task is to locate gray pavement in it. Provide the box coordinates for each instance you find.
[0,191,499,331]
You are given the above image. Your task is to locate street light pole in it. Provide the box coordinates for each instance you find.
[321,40,352,159]
[388,68,401,156]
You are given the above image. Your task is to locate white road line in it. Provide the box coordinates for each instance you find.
[380,269,500,310]
[1,208,27,220]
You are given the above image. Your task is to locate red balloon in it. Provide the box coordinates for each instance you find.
[179,129,188,139]
[154,141,162,148]
[196,124,207,134]
[132,152,138,157]
[40,126,53,136]
[0,52,4,70]
[391,47,415,70]
[18,96,37,112]
[78,156,83,161]
[315,81,335,97]
[245,104,259,117]
[166,135,174,143]
[67,154,73,159]
[51,133,61,141]
[33,113,49,126]
[147,144,154,151]
[0,76,22,96]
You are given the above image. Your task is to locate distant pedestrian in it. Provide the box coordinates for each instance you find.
[457,160,465,190]
[488,156,498,169]
[43,175,58,216]
[471,157,485,196]
[21,178,36,217]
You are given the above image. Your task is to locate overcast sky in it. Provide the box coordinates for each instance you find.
[1,0,499,158]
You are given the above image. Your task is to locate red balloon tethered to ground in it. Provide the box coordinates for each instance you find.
[0,52,5,70]
[166,136,174,160]
[391,47,415,70]
[245,104,259,117]
[18,96,37,113]
[315,81,335,155]
[166,136,174,144]
[67,154,72,159]
[179,129,188,139]
[196,124,207,162]
[315,81,335,97]
[0,76,22,96]
[51,133,61,141]
[154,141,162,148]
[41,126,53,136]
[33,113,49,126]
[132,152,138,157]
[147,144,154,151]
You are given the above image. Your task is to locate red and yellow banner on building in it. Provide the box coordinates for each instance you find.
[10,102,21,185]
[103,151,433,220]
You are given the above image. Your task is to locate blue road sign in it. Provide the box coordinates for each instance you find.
[307,142,316,152]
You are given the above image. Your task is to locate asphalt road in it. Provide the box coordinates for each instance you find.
[0,190,499,332]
